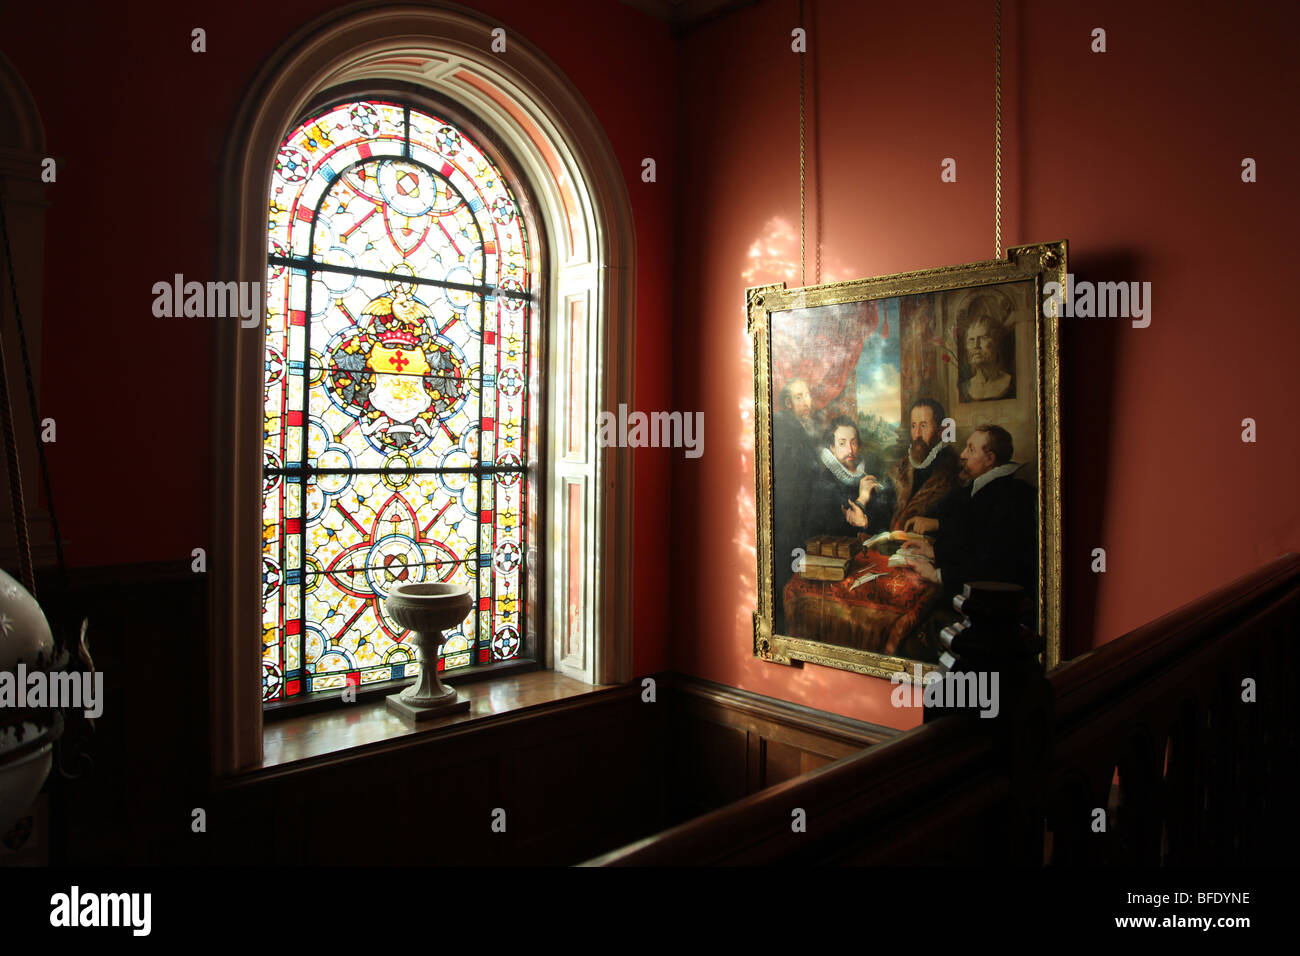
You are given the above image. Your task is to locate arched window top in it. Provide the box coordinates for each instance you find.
[271,99,532,293]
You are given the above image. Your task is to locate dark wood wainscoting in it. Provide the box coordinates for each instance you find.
[33,561,211,866]
[664,677,898,824]
[28,561,673,866]
[207,676,895,865]
[590,554,1300,866]
[19,561,901,865]
[209,681,668,866]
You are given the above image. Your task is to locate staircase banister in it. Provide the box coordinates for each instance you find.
[584,706,998,865]
[1049,552,1300,727]
[585,552,1300,866]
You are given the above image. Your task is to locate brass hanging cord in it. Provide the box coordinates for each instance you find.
[0,342,32,594]
[798,0,806,286]
[994,0,1003,259]
[0,212,33,594]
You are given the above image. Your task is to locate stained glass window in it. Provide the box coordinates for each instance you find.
[261,99,534,704]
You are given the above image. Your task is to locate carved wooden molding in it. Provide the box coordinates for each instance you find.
[670,673,899,750]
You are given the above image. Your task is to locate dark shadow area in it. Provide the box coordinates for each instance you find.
[1058,250,1139,660]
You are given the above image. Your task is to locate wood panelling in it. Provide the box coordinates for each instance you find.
[32,561,210,867]
[28,563,673,866]
[665,676,898,823]
[205,673,667,866]
[589,554,1300,866]
[261,672,602,767]
[24,563,905,866]
[95,682,666,865]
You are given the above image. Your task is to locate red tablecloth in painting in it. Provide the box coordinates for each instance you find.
[783,547,941,654]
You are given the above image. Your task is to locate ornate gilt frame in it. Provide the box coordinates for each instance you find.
[749,241,1066,679]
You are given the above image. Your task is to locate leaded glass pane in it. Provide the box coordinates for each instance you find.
[262,99,532,703]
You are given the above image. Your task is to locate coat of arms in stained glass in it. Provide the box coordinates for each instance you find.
[261,100,533,703]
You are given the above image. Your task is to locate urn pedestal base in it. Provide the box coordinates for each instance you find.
[386,689,471,722]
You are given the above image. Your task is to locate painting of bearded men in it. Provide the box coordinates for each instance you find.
[767,278,1040,665]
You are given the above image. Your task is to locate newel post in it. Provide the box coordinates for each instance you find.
[924,581,1055,861]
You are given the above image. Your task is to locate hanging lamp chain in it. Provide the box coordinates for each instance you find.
[1,194,94,782]
[0,305,32,594]
[0,194,69,599]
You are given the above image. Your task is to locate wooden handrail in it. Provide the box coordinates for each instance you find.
[1052,553,1300,721]
[586,553,1300,865]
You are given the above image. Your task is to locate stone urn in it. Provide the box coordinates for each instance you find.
[384,582,473,722]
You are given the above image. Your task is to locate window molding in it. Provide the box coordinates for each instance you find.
[212,1,635,778]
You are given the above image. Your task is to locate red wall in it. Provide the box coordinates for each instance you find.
[2,0,674,675]
[6,0,1297,711]
[670,0,1300,727]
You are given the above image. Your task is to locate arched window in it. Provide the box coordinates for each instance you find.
[262,99,536,702]
[213,4,635,772]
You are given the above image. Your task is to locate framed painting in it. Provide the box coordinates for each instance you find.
[749,241,1065,680]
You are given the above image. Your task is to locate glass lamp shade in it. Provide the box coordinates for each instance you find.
[0,568,58,836]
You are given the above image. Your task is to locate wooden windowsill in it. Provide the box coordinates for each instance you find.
[258,671,604,771]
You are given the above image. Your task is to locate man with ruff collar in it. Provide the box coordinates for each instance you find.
[895,424,1037,658]
[805,415,883,537]
[885,398,960,531]
[901,423,1036,604]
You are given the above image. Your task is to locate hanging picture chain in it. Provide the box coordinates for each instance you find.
[797,3,1000,275]
[798,0,806,286]
[994,0,1003,259]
